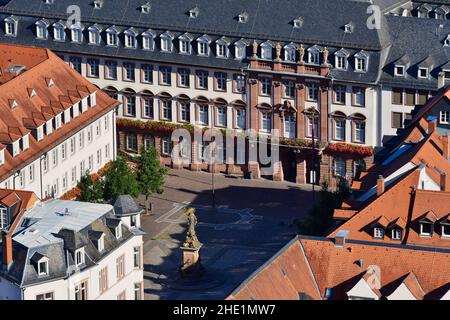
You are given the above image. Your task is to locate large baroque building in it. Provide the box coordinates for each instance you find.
[0,0,449,185]
[0,43,118,199]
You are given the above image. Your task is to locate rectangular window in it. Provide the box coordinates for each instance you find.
[125,96,136,116]
[216,107,227,127]
[260,78,272,96]
[197,70,208,89]
[99,267,108,294]
[87,59,99,78]
[75,280,88,300]
[88,155,94,171]
[162,137,172,155]
[28,164,34,183]
[143,98,154,118]
[141,64,153,83]
[308,84,318,101]
[198,105,208,125]
[392,88,403,105]
[70,137,76,154]
[352,87,365,106]
[105,144,110,159]
[374,227,385,239]
[417,90,428,105]
[236,109,245,129]
[126,134,138,152]
[392,112,403,129]
[123,62,135,81]
[70,57,82,74]
[284,114,296,139]
[392,229,402,240]
[52,149,58,167]
[215,72,227,91]
[284,80,295,98]
[180,103,190,122]
[234,74,246,93]
[354,122,366,143]
[334,85,346,104]
[71,166,77,183]
[334,119,345,140]
[440,111,450,124]
[334,157,346,177]
[36,292,54,300]
[160,66,172,85]
[261,111,271,132]
[133,246,141,269]
[405,89,415,106]
[307,117,319,139]
[161,100,172,120]
[178,68,190,87]
[105,60,117,80]
[134,283,143,300]
[79,132,85,149]
[116,255,125,281]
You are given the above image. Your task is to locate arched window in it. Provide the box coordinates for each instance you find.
[179,33,193,54]
[216,36,230,58]
[4,16,18,36]
[122,88,136,117]
[158,92,173,121]
[88,24,102,45]
[141,90,154,119]
[308,46,320,65]
[103,86,118,100]
[142,29,155,50]
[332,111,347,141]
[351,113,366,143]
[160,31,174,52]
[234,39,247,60]
[335,48,349,70]
[70,23,84,43]
[197,34,211,56]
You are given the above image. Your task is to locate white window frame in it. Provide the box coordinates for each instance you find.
[418,67,429,79]
[354,52,368,72]
[374,227,384,239]
[420,222,433,237]
[392,228,402,240]
[440,110,450,124]
[37,258,49,276]
[394,65,405,77]
[4,16,18,36]
[75,248,85,266]
[260,42,273,60]
[284,43,296,62]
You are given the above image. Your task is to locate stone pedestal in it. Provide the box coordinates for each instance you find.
[272,161,284,181]
[247,161,261,179]
[180,244,204,276]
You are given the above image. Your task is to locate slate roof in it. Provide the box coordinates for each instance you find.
[111,195,144,216]
[229,236,450,300]
[0,199,139,287]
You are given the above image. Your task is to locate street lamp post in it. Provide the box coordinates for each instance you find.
[310,106,318,205]
[211,141,216,210]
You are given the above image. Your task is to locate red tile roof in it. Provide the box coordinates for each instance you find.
[0,44,119,181]
[229,236,450,300]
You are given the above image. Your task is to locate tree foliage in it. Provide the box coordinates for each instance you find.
[76,172,104,202]
[103,156,139,200]
[136,145,168,197]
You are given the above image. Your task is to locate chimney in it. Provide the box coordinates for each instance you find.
[443,135,450,160]
[2,232,13,270]
[335,230,349,247]
[429,120,437,134]
[441,173,450,192]
[377,175,385,196]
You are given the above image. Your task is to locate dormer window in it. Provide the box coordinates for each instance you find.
[37,258,49,276]
[55,114,62,130]
[308,47,320,65]
[238,12,248,23]
[36,125,44,141]
[115,223,122,239]
[234,40,247,60]
[260,41,273,60]
[70,23,84,43]
[22,134,30,150]
[418,67,429,79]
[75,248,85,266]
[441,222,450,238]
[142,30,155,50]
[374,227,384,239]
[420,222,433,237]
[124,28,137,48]
[53,21,65,41]
[88,25,101,45]
[445,35,450,47]
[4,16,18,36]
[293,17,304,28]
[284,43,296,62]
[35,19,49,39]
[197,35,211,56]
[435,7,447,20]
[93,0,103,9]
[141,2,151,13]
[96,234,105,252]
[335,49,349,70]
[106,26,119,46]
[160,31,174,52]
[216,37,230,58]
[189,7,199,18]
[394,65,405,77]
[0,205,8,229]
[354,51,368,72]
[391,228,402,240]
[179,33,192,55]
[11,140,20,157]
[46,119,53,136]
[344,23,354,33]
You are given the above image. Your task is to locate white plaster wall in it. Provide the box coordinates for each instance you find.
[21,235,143,300]
[0,110,116,199]
[387,283,417,300]
[61,55,247,130]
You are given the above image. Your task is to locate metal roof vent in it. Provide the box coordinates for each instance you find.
[141,2,151,13]
[293,17,304,28]
[238,12,248,23]
[189,7,199,18]
[93,0,104,9]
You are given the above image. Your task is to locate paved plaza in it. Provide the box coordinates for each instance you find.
[139,169,313,300]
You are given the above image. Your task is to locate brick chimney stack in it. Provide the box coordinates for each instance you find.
[2,232,13,270]
[377,175,385,196]
[429,120,437,134]
[442,135,450,160]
